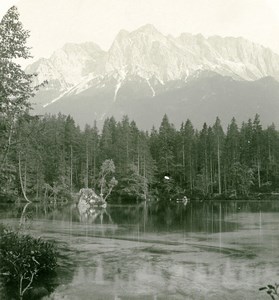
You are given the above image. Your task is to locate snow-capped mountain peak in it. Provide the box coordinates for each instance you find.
[27,24,279,107]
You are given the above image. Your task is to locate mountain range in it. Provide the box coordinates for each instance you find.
[26,24,279,129]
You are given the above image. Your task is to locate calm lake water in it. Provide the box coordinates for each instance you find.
[1,200,279,299]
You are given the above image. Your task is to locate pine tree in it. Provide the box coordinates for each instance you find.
[157,114,176,175]
[224,117,240,193]
[181,119,196,193]
[212,117,225,194]
[240,119,253,167]
[252,114,263,189]
[0,6,38,198]
[197,123,209,196]
[99,117,117,161]
[265,124,279,189]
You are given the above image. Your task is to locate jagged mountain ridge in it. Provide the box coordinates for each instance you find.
[27,24,279,109]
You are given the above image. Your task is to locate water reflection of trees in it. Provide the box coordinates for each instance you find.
[108,200,279,234]
[2,200,279,234]
[77,204,113,224]
[107,202,227,233]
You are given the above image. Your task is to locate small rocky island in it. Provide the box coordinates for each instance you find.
[78,188,107,211]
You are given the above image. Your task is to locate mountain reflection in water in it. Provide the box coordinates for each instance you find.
[0,200,279,299]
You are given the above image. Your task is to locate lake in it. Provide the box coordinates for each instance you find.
[0,200,279,299]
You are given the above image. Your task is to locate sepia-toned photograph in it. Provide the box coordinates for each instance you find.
[1,0,279,299]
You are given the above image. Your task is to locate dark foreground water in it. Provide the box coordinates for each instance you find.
[1,200,279,299]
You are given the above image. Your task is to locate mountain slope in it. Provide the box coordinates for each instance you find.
[40,75,279,129]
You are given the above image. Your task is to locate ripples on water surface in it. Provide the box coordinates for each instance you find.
[1,200,279,299]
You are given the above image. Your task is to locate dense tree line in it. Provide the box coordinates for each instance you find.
[1,111,279,202]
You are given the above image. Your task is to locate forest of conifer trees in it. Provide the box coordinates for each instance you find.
[1,111,279,203]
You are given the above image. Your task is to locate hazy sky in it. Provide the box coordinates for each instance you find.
[1,0,279,65]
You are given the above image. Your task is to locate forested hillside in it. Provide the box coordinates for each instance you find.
[1,112,279,202]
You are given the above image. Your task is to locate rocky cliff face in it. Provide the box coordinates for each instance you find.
[26,42,105,89]
[26,25,279,129]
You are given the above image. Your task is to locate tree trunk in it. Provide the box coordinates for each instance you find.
[36,163,39,199]
[257,159,261,188]
[85,142,89,188]
[210,158,213,194]
[137,141,140,174]
[204,149,208,194]
[93,142,96,187]
[189,156,193,192]
[182,142,185,182]
[70,145,73,192]
[24,156,27,193]
[18,151,31,202]
[217,137,222,194]
[126,134,129,173]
